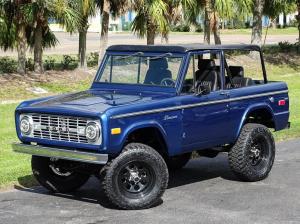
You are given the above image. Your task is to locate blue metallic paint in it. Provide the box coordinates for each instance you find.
[15,48,289,157]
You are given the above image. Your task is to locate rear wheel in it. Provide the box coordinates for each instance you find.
[101,143,169,210]
[31,156,90,193]
[228,123,275,182]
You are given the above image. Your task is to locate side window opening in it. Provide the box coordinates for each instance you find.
[182,52,222,94]
[224,50,265,89]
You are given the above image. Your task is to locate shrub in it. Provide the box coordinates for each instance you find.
[44,57,56,70]
[195,24,203,33]
[62,55,77,70]
[26,58,34,71]
[0,57,18,73]
[278,41,296,53]
[87,52,99,67]
[171,24,190,32]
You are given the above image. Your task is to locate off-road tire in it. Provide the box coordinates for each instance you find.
[165,153,191,170]
[101,143,169,210]
[228,123,275,182]
[31,156,90,193]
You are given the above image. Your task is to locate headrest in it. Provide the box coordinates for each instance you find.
[229,66,244,77]
[149,58,168,70]
[198,59,216,70]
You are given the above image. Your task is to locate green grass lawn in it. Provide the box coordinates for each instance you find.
[0,104,37,189]
[0,57,299,190]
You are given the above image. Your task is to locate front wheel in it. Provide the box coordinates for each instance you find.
[101,143,169,210]
[228,123,275,182]
[32,156,90,193]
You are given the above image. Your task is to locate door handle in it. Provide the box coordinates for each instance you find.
[220,91,229,96]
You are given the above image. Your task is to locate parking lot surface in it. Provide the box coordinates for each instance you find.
[0,139,299,224]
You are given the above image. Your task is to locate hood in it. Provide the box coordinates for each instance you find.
[17,90,172,116]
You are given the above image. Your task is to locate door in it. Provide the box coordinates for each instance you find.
[180,51,231,151]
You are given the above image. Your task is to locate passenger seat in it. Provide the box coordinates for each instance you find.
[195,59,218,91]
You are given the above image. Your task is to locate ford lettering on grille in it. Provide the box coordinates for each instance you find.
[31,114,89,143]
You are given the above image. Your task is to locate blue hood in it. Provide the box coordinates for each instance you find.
[16,90,173,117]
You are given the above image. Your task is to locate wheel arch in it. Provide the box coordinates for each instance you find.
[121,121,170,157]
[235,104,276,141]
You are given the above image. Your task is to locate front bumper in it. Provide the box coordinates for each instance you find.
[12,143,108,165]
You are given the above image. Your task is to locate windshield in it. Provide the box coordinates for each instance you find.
[96,53,183,87]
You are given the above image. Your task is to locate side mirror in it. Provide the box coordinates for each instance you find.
[195,85,211,96]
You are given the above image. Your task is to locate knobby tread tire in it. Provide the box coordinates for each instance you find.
[228,123,275,182]
[101,143,169,210]
[31,156,90,193]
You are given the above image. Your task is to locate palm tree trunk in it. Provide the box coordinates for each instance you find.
[79,17,88,69]
[213,12,221,45]
[297,0,300,44]
[147,20,156,45]
[99,0,110,63]
[251,0,265,45]
[17,23,26,74]
[204,0,211,44]
[34,24,44,73]
[79,30,87,69]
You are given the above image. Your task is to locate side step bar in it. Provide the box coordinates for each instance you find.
[12,143,108,165]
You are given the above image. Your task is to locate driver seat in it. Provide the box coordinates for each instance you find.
[195,59,218,91]
[144,58,172,85]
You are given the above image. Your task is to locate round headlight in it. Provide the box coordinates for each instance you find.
[20,116,32,135]
[85,122,100,142]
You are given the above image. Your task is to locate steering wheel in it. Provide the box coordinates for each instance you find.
[160,78,176,87]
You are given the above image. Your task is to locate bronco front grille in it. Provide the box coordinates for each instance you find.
[31,114,89,144]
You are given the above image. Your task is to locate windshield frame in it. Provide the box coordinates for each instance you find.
[92,51,185,92]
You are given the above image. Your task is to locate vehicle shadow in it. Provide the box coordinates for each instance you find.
[15,153,239,210]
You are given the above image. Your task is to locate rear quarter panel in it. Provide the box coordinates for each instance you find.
[228,81,289,142]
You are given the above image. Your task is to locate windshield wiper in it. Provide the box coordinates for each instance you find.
[148,53,173,60]
[115,52,144,60]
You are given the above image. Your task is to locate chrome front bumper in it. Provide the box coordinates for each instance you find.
[12,143,108,165]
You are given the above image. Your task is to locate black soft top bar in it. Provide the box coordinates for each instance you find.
[107,44,261,53]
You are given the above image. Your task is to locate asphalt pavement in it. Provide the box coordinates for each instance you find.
[1,32,298,56]
[0,138,299,224]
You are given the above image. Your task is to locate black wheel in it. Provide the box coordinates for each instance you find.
[228,123,275,182]
[31,156,90,193]
[165,153,191,170]
[101,143,169,210]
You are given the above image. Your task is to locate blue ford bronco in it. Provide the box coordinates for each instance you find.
[13,44,290,209]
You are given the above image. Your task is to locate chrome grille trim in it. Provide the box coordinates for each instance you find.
[20,114,101,145]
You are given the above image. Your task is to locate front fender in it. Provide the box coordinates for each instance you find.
[107,118,169,155]
[235,103,275,141]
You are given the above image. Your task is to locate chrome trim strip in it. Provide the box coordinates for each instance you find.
[111,90,288,119]
[12,143,108,165]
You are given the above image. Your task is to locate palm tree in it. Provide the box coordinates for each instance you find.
[72,0,96,69]
[0,0,30,74]
[250,0,265,45]
[297,0,300,43]
[183,0,251,45]
[212,0,252,44]
[25,0,81,73]
[96,0,128,60]
[131,0,169,45]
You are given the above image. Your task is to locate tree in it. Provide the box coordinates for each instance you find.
[212,0,251,44]
[183,0,251,45]
[131,0,169,45]
[0,0,30,74]
[96,0,128,60]
[297,0,300,43]
[25,0,81,73]
[263,0,296,45]
[72,0,96,69]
